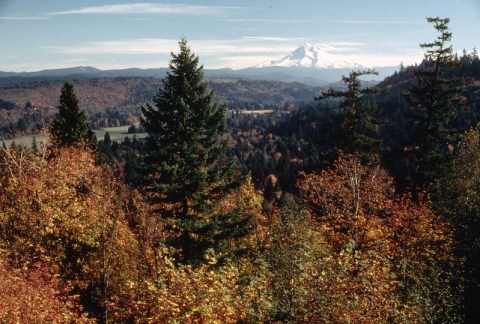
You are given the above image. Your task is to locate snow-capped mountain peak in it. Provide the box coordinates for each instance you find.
[256,43,365,69]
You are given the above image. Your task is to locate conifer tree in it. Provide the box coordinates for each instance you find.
[50,80,96,149]
[31,135,38,154]
[404,17,460,188]
[316,69,381,162]
[141,39,250,264]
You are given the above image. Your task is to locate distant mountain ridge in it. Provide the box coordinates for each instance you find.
[0,44,400,87]
[0,67,170,86]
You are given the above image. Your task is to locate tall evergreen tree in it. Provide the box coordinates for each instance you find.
[316,69,382,162]
[50,80,96,149]
[404,17,460,188]
[141,39,250,265]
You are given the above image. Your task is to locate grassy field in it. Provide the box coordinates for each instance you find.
[94,125,147,142]
[1,125,147,148]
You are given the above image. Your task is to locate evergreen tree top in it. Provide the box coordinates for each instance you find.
[315,69,382,162]
[59,80,79,110]
[317,69,380,100]
[50,80,96,150]
[420,17,455,69]
[169,38,203,77]
[403,17,461,190]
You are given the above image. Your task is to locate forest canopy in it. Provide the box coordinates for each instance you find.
[1,17,480,322]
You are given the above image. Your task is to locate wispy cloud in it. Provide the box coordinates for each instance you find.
[50,3,239,16]
[241,36,304,42]
[43,39,178,55]
[4,58,89,73]
[42,37,296,70]
[324,19,424,25]
[313,42,364,53]
[209,55,280,69]
[0,16,49,20]
[43,38,297,56]
[121,18,153,21]
[225,18,423,25]
[40,37,422,70]
[224,18,313,23]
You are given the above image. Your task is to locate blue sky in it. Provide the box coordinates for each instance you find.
[1,0,479,72]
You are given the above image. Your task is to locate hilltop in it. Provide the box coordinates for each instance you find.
[0,77,322,136]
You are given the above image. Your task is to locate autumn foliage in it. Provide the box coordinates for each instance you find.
[0,253,89,323]
[0,140,462,323]
[0,143,140,321]
[0,142,273,322]
[297,153,458,322]
[0,23,472,321]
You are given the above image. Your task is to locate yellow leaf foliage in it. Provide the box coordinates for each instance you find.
[0,250,91,322]
[297,153,456,322]
[0,145,141,321]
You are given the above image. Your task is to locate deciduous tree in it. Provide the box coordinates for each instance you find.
[298,153,459,322]
[441,125,480,322]
[0,144,141,322]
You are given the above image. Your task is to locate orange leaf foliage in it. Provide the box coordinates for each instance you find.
[0,251,90,323]
[0,145,142,321]
[298,153,455,321]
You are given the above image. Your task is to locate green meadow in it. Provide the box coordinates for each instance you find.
[1,125,147,148]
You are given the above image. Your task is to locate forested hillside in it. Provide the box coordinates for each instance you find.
[0,77,320,138]
[2,17,480,323]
